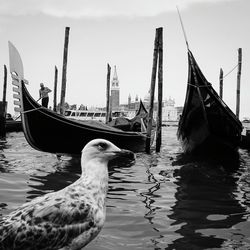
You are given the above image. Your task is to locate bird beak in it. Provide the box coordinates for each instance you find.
[110,149,135,160]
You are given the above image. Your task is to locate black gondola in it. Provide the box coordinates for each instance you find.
[177,50,242,155]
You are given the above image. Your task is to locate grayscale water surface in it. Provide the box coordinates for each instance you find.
[0,127,250,249]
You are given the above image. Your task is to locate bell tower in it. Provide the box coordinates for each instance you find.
[111,66,120,110]
[128,94,131,109]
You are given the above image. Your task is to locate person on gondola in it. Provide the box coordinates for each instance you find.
[39,83,52,108]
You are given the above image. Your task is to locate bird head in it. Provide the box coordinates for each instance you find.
[81,139,135,165]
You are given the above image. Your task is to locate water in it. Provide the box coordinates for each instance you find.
[1,127,250,250]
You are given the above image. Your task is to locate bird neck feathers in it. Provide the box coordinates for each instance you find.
[80,158,109,190]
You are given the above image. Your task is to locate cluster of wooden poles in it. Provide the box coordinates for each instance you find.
[146,27,163,153]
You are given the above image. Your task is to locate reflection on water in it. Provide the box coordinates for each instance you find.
[167,154,246,249]
[0,128,250,249]
[26,157,81,200]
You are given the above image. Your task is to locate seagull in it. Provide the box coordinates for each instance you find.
[0,139,135,250]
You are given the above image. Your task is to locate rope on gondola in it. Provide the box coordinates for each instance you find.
[14,107,43,120]
[188,83,212,88]
[20,107,43,114]
[14,98,42,120]
[223,63,239,79]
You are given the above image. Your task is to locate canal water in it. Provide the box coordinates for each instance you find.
[0,127,250,250]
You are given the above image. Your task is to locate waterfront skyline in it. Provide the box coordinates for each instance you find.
[0,0,249,119]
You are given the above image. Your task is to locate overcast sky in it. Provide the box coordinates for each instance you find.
[0,0,249,119]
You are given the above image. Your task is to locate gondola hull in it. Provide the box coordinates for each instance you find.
[22,82,147,154]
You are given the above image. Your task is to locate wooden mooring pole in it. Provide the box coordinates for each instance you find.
[0,65,7,138]
[236,48,242,119]
[53,66,58,112]
[3,65,7,105]
[60,27,70,115]
[156,27,163,152]
[106,64,111,123]
[219,68,223,99]
[146,28,160,153]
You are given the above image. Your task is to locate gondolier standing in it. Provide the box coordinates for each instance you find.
[39,83,51,108]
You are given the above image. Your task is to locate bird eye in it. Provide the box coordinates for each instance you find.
[97,142,107,150]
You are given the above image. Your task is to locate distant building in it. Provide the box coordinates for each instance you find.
[110,66,120,110]
[124,93,180,121]
[162,97,178,121]
[119,94,140,118]
[128,94,131,109]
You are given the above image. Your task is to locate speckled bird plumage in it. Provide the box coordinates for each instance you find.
[0,139,134,250]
